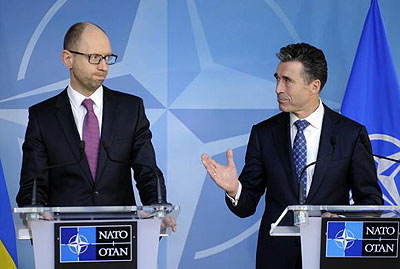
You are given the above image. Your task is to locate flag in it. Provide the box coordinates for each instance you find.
[0,159,18,268]
[341,0,400,205]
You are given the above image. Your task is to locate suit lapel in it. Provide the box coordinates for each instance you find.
[55,89,93,185]
[307,105,338,202]
[271,113,298,198]
[95,87,118,183]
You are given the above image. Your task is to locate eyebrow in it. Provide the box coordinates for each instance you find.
[274,73,293,83]
[282,75,292,82]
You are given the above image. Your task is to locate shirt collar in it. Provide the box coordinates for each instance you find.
[290,99,324,130]
[67,85,103,109]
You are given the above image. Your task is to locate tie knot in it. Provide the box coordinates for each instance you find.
[82,99,94,112]
[294,120,310,132]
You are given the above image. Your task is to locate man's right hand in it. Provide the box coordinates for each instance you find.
[201,149,239,197]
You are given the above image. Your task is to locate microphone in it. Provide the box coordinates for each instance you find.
[31,141,85,206]
[102,140,168,206]
[298,136,336,204]
[360,133,400,163]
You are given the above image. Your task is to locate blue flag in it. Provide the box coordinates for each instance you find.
[341,0,400,205]
[0,159,18,268]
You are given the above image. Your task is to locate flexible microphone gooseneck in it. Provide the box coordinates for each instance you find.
[298,136,337,204]
[360,133,400,163]
[31,141,85,206]
[102,140,168,206]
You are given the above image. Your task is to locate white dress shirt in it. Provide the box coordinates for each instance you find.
[67,85,103,139]
[228,100,324,205]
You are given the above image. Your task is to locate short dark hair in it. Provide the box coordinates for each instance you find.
[276,43,328,91]
[63,22,106,50]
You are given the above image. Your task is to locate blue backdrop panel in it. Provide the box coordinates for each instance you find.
[1,0,400,268]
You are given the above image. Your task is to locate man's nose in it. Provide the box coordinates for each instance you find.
[97,58,108,70]
[275,81,284,94]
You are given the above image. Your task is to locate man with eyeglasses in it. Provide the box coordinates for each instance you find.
[16,22,168,210]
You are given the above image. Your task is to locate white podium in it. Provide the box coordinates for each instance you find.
[14,205,179,269]
[270,205,400,269]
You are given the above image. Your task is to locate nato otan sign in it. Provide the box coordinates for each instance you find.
[55,222,137,269]
[326,221,399,258]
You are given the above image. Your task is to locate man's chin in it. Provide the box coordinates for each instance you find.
[88,82,103,92]
[278,103,290,112]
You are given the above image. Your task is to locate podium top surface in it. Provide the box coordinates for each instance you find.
[14,205,180,223]
[14,205,179,214]
[270,205,400,237]
[14,205,180,239]
[287,205,400,217]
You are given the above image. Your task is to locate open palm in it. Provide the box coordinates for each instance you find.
[201,149,239,197]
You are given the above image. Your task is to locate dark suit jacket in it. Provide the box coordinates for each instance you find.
[226,105,383,268]
[16,86,166,207]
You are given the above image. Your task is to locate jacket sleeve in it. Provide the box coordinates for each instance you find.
[130,98,167,205]
[16,107,49,206]
[226,126,267,218]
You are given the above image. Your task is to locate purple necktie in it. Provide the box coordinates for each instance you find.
[82,99,100,180]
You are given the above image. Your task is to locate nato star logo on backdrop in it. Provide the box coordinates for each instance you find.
[370,134,400,205]
[0,0,387,268]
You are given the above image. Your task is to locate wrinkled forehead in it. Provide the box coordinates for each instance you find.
[276,61,305,77]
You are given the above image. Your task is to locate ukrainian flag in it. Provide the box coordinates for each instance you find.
[0,159,18,268]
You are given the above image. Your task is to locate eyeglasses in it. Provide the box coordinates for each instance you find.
[68,50,118,65]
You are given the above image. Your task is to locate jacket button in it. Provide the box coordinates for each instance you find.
[93,191,99,197]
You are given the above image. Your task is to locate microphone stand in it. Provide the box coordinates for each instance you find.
[102,141,170,209]
[294,136,336,226]
[298,136,337,205]
[31,141,85,206]
[360,133,400,163]
[24,141,85,243]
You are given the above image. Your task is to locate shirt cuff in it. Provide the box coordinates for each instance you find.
[226,182,242,206]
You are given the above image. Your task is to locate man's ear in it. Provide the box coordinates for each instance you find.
[311,79,321,94]
[61,50,73,68]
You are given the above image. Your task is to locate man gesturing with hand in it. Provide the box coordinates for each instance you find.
[201,43,382,269]
[201,149,239,201]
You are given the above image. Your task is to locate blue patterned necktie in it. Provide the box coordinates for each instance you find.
[293,120,310,201]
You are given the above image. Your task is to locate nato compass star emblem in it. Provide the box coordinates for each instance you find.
[370,134,400,205]
[67,233,90,255]
[334,229,355,250]
[2,1,345,268]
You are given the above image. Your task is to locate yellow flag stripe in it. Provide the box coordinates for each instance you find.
[0,240,16,269]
